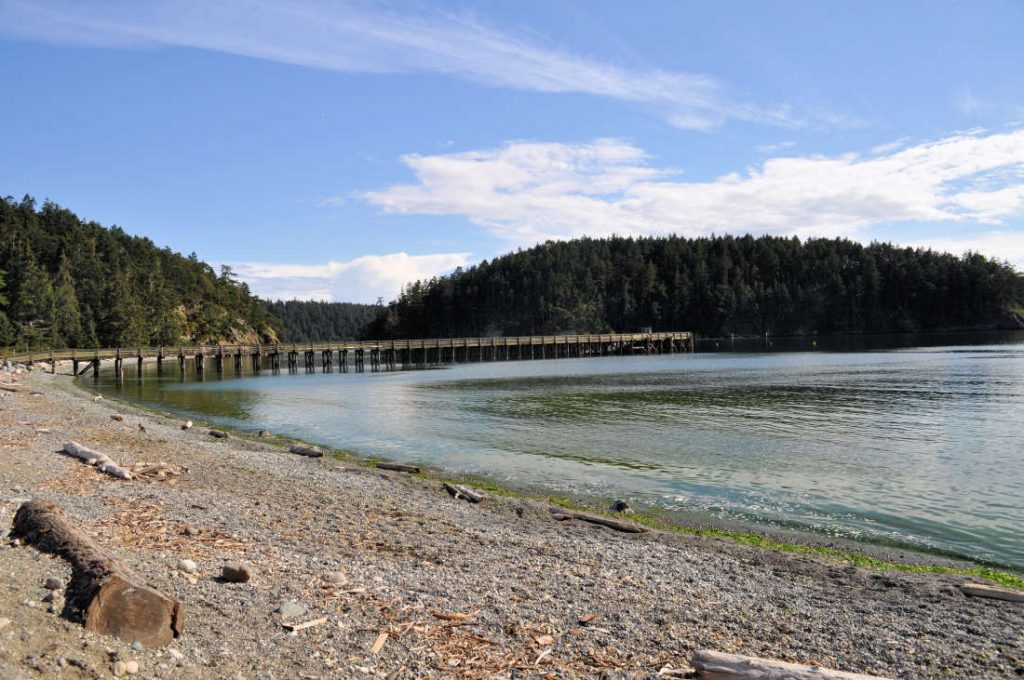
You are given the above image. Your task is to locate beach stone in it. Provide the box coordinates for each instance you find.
[258,429,269,438]
[41,592,58,603]
[182,526,200,537]
[176,559,198,574]
[610,500,634,514]
[221,563,253,583]
[322,571,346,585]
[132,641,145,651]
[167,649,184,665]
[113,661,128,676]
[44,577,63,590]
[277,601,307,619]
[124,660,139,674]
[181,421,193,430]
[0,617,11,631]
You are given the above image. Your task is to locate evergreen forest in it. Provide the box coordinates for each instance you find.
[261,300,380,342]
[4,196,1023,351]
[365,235,1024,339]
[0,196,279,350]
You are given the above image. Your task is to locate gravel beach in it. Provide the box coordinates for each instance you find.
[1,367,1022,678]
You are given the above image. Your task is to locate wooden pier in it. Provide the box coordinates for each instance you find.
[2,331,693,382]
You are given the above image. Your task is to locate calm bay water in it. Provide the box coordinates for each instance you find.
[91,332,1024,567]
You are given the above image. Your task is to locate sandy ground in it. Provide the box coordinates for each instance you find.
[0,366,1022,679]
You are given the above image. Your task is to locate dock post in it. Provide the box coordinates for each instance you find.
[92,355,100,380]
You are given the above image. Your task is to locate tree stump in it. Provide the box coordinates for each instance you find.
[12,500,184,647]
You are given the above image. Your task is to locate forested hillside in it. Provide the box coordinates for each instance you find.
[0,196,279,350]
[366,235,1024,339]
[262,300,380,342]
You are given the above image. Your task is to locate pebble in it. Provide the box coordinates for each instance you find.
[132,641,145,651]
[167,649,185,664]
[181,420,193,430]
[125,660,139,674]
[322,571,346,586]
[113,661,127,676]
[41,591,58,603]
[182,525,200,537]
[277,601,307,619]
[0,617,11,631]
[221,563,253,583]
[610,500,634,514]
[176,559,198,574]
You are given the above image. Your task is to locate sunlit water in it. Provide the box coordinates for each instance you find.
[91,333,1024,567]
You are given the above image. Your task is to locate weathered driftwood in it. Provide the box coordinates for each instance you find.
[691,650,892,680]
[443,482,483,503]
[548,507,647,533]
[376,462,421,474]
[63,441,133,480]
[960,582,1024,603]
[0,384,21,393]
[208,429,229,439]
[12,499,183,647]
[289,444,324,458]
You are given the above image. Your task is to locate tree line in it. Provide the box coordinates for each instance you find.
[0,196,280,350]
[364,235,1024,339]
[261,299,380,342]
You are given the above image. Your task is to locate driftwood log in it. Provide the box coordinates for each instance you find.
[691,650,892,680]
[63,441,133,480]
[443,482,483,503]
[289,444,324,458]
[12,500,183,647]
[960,582,1024,602]
[376,462,421,474]
[548,507,647,533]
[208,430,229,439]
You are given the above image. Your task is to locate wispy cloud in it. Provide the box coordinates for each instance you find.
[906,231,1024,271]
[227,252,472,303]
[361,129,1024,268]
[756,140,795,153]
[0,0,830,130]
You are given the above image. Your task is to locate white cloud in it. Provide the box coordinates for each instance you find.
[361,129,1024,248]
[0,0,828,130]
[907,231,1024,272]
[227,252,472,303]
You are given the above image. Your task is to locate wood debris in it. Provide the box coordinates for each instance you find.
[370,631,389,654]
[285,617,328,633]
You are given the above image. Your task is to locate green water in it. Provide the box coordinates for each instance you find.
[91,332,1024,568]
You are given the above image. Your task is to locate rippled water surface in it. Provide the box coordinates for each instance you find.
[93,333,1024,567]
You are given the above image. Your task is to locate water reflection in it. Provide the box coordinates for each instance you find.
[90,332,1024,567]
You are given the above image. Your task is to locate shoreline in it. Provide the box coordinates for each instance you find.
[0,368,1022,677]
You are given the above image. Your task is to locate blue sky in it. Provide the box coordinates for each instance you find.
[2,0,1023,302]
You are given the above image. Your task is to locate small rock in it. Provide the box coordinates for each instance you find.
[44,577,63,591]
[176,559,197,574]
[277,601,308,619]
[131,641,145,651]
[93,395,103,402]
[181,421,192,430]
[124,660,139,674]
[0,617,11,631]
[182,526,200,537]
[221,563,253,583]
[610,500,634,514]
[167,649,184,663]
[113,660,127,676]
[208,430,229,439]
[41,592,58,603]
[258,429,269,438]
[111,414,124,422]
[322,571,346,586]
[48,601,63,614]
